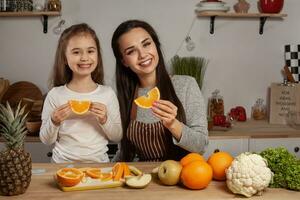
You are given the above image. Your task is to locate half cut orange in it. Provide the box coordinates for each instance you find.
[134,87,160,109]
[56,168,84,187]
[69,100,91,115]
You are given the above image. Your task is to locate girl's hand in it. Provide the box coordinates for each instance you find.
[151,100,183,140]
[51,103,72,126]
[89,102,107,124]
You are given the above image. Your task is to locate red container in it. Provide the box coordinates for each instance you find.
[259,0,284,13]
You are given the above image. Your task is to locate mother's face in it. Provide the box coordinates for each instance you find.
[117,27,159,78]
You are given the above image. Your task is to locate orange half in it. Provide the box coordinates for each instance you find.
[56,168,84,187]
[69,100,91,115]
[134,87,160,109]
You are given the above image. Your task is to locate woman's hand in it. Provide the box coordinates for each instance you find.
[89,102,107,124]
[51,103,72,126]
[151,100,183,140]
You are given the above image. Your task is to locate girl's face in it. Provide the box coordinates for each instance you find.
[65,33,98,78]
[118,27,159,79]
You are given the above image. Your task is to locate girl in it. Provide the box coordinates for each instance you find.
[111,20,208,162]
[40,23,122,163]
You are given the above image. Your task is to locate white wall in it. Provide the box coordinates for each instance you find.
[1,0,299,116]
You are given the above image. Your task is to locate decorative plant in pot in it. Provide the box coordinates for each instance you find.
[0,102,32,196]
[170,55,208,90]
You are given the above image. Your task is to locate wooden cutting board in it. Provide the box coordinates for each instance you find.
[55,167,124,192]
[1,81,43,107]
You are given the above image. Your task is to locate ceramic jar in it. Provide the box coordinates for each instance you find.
[258,0,284,13]
[234,0,250,13]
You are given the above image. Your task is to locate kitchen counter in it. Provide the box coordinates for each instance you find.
[209,119,300,139]
[1,162,299,200]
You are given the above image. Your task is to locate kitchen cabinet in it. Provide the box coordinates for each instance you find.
[203,137,248,159]
[196,12,287,34]
[249,138,300,158]
[24,142,52,163]
[0,11,61,33]
[0,138,52,163]
[208,120,300,157]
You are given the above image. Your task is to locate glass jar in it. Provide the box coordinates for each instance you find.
[252,98,266,120]
[47,0,61,12]
[208,89,224,119]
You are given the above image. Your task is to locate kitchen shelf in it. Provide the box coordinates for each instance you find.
[0,11,61,33]
[196,12,287,34]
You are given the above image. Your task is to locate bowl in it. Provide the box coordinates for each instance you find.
[286,111,300,130]
[259,0,284,14]
[26,120,42,135]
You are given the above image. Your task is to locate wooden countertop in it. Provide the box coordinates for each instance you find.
[209,120,300,139]
[1,162,299,200]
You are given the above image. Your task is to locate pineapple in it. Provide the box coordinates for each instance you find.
[0,102,32,196]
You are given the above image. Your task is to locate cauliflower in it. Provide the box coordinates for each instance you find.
[226,152,273,197]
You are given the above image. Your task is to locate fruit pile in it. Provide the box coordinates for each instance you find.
[154,152,234,190]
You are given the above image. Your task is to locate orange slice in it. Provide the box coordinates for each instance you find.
[86,168,102,179]
[112,162,124,181]
[56,168,84,187]
[69,100,91,115]
[134,87,160,109]
[123,163,131,177]
[101,172,113,181]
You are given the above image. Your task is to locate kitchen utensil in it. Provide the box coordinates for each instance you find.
[1,81,43,108]
[284,65,296,83]
[26,120,42,135]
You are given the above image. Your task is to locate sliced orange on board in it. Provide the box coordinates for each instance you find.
[111,162,133,181]
[69,100,91,115]
[56,168,84,187]
[86,168,102,179]
[134,87,160,109]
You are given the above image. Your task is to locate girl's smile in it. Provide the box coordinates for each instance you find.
[65,34,98,77]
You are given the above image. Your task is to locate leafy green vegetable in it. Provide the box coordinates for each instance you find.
[260,147,300,191]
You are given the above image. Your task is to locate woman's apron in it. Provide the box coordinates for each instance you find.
[126,88,188,161]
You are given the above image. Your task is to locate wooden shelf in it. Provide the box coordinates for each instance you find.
[196,12,287,34]
[0,11,61,33]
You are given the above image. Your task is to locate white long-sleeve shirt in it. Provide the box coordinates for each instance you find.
[40,84,122,163]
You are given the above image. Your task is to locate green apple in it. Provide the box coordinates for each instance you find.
[125,174,152,189]
[158,160,182,186]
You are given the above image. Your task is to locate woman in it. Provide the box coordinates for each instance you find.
[111,19,208,162]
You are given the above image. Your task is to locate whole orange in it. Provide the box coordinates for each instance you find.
[207,151,234,181]
[180,153,205,167]
[180,161,213,190]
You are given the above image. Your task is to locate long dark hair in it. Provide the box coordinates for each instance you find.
[49,23,104,88]
[111,20,186,161]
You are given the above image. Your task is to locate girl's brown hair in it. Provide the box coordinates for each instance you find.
[49,23,104,88]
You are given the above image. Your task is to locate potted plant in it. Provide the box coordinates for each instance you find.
[170,55,208,90]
